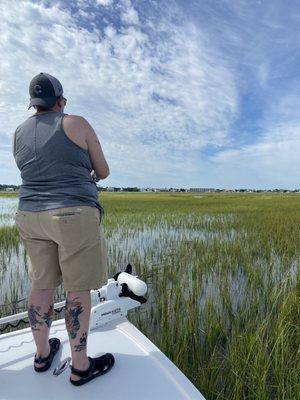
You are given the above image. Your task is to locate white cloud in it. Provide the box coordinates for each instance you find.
[121,0,139,25]
[95,0,113,6]
[209,115,300,189]
[0,0,239,187]
[1,0,298,188]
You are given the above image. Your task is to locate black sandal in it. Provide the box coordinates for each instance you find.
[69,354,115,386]
[34,337,61,372]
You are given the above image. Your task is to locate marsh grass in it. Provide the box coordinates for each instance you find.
[0,191,299,399]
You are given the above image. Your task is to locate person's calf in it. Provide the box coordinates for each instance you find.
[28,288,55,369]
[65,290,91,381]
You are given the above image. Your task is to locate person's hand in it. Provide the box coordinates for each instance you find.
[91,170,100,182]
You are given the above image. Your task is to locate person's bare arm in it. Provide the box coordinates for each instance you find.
[12,131,16,159]
[85,120,110,180]
[65,115,110,180]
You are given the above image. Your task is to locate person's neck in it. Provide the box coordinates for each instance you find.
[34,110,58,115]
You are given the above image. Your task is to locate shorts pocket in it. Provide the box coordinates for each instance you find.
[15,211,27,225]
[52,211,82,219]
[51,208,98,248]
[15,211,27,217]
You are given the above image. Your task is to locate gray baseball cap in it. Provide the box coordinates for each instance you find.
[28,72,64,110]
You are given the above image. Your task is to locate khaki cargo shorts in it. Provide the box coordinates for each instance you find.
[14,206,108,291]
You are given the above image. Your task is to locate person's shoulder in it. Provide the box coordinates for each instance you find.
[64,114,91,128]
[14,118,29,135]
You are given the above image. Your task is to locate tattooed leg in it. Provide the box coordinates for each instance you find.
[28,288,56,368]
[65,296,84,340]
[66,290,91,382]
[74,331,88,352]
[42,304,54,328]
[28,304,43,331]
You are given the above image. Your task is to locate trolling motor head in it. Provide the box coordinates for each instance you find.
[113,263,147,304]
[89,263,148,330]
[113,262,133,279]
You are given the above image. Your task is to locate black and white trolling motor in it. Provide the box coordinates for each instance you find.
[89,263,148,330]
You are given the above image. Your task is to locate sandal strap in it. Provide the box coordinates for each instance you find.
[34,338,59,364]
[70,357,94,378]
[35,351,51,364]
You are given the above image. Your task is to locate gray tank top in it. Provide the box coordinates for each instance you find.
[14,111,104,217]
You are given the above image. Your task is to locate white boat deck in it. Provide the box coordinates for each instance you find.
[0,315,205,400]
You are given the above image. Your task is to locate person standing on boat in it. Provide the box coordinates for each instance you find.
[12,72,115,385]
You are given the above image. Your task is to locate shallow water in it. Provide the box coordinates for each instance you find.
[0,197,298,320]
[0,197,18,228]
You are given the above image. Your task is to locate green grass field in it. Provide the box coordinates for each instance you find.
[1,192,299,399]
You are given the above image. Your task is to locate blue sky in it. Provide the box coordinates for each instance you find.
[0,0,299,189]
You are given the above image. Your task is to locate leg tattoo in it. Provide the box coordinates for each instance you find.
[74,331,87,352]
[42,304,54,328]
[65,297,84,340]
[28,304,43,331]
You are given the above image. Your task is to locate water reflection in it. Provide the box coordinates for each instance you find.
[0,197,19,227]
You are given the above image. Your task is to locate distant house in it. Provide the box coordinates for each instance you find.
[5,187,14,192]
[107,187,115,192]
[189,188,214,192]
[157,188,169,192]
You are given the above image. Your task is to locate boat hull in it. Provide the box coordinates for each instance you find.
[0,315,205,400]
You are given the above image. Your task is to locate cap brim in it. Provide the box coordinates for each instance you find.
[28,97,57,110]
